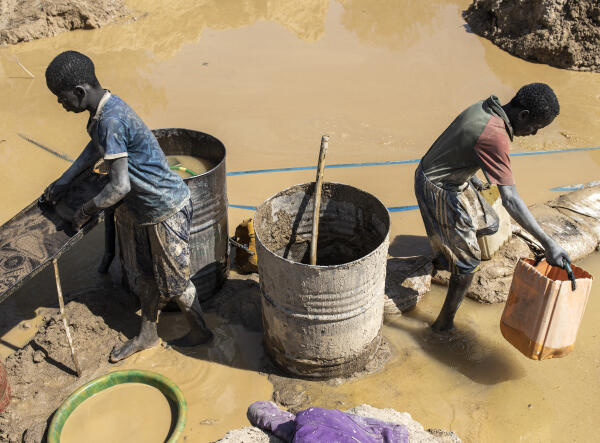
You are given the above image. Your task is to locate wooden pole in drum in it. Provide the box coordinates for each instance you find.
[310,135,329,266]
[52,259,82,377]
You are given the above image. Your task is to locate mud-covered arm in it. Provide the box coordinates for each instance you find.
[92,158,130,208]
[498,184,570,267]
[44,141,100,204]
[72,158,130,231]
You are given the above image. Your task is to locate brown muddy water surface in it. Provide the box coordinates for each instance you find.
[1,0,600,441]
[60,383,172,443]
[167,155,215,178]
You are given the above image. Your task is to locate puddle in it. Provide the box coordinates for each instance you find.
[1,0,600,441]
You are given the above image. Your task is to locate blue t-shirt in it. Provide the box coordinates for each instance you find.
[87,93,190,225]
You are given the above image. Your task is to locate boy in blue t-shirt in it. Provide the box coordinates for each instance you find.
[43,51,213,362]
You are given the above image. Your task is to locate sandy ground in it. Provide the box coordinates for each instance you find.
[0,0,128,46]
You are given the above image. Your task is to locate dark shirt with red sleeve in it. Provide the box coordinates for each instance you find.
[421,96,514,191]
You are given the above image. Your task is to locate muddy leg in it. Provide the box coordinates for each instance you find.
[110,282,161,362]
[170,282,213,347]
[431,273,474,332]
[98,208,116,274]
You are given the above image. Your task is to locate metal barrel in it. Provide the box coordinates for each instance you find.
[153,128,228,301]
[254,182,390,378]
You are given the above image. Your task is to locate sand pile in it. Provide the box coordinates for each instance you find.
[0,0,129,45]
[464,0,600,72]
[0,289,137,442]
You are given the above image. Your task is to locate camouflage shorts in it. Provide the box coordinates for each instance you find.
[116,198,193,303]
[414,164,498,275]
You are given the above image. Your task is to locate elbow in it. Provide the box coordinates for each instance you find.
[118,182,131,197]
[501,195,519,215]
[113,181,130,199]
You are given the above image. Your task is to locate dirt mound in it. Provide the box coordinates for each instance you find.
[0,0,128,45]
[464,0,600,72]
[0,289,137,442]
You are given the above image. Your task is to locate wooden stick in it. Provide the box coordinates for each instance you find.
[310,135,329,265]
[52,259,82,377]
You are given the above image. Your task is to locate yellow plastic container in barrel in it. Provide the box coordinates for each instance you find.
[500,258,593,360]
[478,185,512,260]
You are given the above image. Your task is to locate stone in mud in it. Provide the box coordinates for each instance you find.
[385,256,433,315]
[215,404,460,442]
[463,0,600,72]
[31,350,44,364]
[0,0,129,45]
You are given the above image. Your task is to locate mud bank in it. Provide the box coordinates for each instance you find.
[216,404,461,443]
[0,286,138,443]
[434,185,600,303]
[0,0,128,45]
[464,0,600,72]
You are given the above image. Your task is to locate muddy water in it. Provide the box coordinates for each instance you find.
[166,155,214,178]
[0,0,599,441]
[304,252,600,442]
[60,383,172,443]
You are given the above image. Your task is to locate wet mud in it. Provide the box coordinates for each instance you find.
[465,0,600,72]
[60,383,172,443]
[0,0,129,45]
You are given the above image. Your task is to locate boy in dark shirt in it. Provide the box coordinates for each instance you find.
[415,83,571,332]
[43,51,212,362]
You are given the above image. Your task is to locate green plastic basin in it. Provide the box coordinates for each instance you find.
[47,369,187,442]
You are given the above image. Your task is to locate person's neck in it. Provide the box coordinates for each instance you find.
[501,103,518,128]
[86,86,107,115]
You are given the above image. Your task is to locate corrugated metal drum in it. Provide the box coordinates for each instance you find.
[153,129,228,301]
[254,182,390,378]
[0,361,10,413]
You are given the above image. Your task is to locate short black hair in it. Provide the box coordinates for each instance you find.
[45,51,100,94]
[509,83,560,124]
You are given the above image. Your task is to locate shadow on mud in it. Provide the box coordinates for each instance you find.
[388,234,432,258]
[387,310,526,385]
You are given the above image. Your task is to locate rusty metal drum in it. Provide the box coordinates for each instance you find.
[153,129,228,301]
[0,361,10,413]
[254,182,390,378]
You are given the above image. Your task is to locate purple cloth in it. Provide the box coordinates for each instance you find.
[247,402,409,443]
[247,401,296,441]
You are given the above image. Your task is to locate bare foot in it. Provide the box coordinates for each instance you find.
[170,328,213,347]
[431,318,456,333]
[110,335,160,362]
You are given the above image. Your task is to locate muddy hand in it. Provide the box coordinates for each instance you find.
[43,179,70,205]
[72,199,99,231]
[543,240,570,268]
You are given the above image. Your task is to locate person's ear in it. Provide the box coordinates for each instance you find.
[74,85,87,102]
[517,109,530,122]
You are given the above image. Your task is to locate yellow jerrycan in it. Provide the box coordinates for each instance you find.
[500,258,593,360]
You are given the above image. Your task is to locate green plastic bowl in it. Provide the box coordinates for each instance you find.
[47,369,187,442]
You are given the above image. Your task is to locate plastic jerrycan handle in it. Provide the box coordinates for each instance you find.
[563,258,577,291]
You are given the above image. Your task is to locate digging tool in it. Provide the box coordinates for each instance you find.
[310,135,329,266]
[53,259,83,377]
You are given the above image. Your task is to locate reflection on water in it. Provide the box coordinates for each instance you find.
[338,0,462,51]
